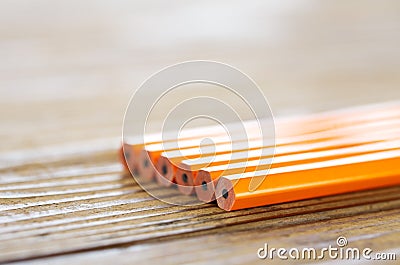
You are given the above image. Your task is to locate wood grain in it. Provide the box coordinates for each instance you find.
[0,145,399,264]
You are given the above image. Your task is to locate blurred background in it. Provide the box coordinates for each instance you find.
[1,0,399,154]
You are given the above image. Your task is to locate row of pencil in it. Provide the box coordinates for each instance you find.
[120,101,400,211]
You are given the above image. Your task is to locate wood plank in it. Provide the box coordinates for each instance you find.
[1,146,399,263]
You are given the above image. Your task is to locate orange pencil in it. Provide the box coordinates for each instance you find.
[215,149,400,211]
[187,127,400,172]
[194,138,400,201]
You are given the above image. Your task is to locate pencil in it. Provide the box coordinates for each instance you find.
[215,149,400,211]
[189,128,400,172]
[195,138,400,202]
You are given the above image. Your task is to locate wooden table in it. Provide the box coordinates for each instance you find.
[1,1,399,264]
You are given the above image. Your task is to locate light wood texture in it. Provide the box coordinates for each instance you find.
[1,0,400,264]
[1,147,400,264]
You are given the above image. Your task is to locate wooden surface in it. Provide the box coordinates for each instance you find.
[1,1,400,264]
[1,148,400,264]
